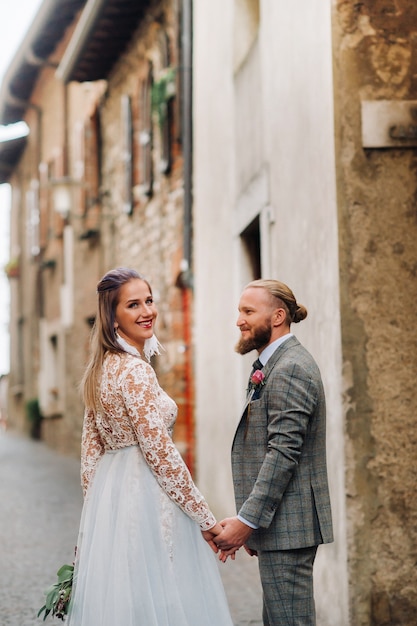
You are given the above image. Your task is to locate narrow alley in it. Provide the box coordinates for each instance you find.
[0,430,263,625]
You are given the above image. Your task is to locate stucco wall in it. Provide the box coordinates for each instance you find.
[194,1,348,623]
[333,1,417,624]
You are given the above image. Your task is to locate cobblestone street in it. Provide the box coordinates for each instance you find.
[0,430,262,625]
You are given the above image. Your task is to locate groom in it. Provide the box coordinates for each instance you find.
[215,279,333,625]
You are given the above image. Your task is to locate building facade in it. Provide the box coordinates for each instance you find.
[193,1,346,623]
[1,0,195,466]
[193,1,417,625]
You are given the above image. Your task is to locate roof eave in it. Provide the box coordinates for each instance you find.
[56,0,151,84]
[56,0,107,84]
[0,0,86,126]
[0,135,29,184]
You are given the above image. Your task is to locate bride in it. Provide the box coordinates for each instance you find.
[67,267,233,625]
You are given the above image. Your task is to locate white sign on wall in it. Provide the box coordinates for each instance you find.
[361,100,417,148]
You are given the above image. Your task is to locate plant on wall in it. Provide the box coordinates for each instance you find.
[151,67,176,130]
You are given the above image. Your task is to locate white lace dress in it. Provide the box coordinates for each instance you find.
[67,349,233,626]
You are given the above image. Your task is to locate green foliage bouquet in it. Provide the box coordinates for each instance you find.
[38,563,74,621]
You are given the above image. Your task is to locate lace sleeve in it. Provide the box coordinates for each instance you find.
[81,407,105,498]
[121,362,216,531]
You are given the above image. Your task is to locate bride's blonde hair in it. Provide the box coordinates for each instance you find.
[81,267,151,411]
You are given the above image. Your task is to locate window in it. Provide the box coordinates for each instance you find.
[26,179,40,257]
[85,109,101,210]
[38,162,49,250]
[140,66,153,196]
[38,320,63,418]
[41,158,66,240]
[240,215,261,280]
[121,94,133,214]
[155,30,175,174]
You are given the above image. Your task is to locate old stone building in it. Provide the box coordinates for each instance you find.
[0,0,195,465]
[1,0,417,625]
[0,0,88,451]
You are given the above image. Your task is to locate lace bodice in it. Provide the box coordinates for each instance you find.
[81,351,216,531]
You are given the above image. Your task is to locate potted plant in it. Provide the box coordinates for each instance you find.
[25,398,43,440]
[4,257,20,279]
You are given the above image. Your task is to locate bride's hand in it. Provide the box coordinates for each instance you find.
[201,522,223,553]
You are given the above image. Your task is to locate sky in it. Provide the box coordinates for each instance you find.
[0,0,44,375]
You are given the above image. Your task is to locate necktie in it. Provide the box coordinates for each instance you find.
[252,358,263,372]
[247,358,263,389]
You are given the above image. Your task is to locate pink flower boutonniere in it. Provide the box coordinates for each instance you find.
[251,369,265,387]
[247,369,266,398]
[245,369,265,438]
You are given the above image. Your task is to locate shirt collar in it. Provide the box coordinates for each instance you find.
[258,333,293,367]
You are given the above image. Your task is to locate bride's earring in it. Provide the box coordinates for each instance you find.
[143,335,164,362]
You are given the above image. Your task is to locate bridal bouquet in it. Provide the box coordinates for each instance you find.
[38,563,74,621]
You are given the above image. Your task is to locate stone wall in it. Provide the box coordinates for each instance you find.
[81,1,193,463]
[333,2,417,623]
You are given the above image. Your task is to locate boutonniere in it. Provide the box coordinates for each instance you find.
[247,369,265,395]
[244,369,265,439]
[250,369,265,388]
[246,369,265,401]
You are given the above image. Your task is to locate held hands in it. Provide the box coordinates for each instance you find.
[214,517,254,562]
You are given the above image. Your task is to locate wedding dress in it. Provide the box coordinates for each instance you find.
[67,345,233,626]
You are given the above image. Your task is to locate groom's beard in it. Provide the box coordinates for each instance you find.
[235,321,272,355]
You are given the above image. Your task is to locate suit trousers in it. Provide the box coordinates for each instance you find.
[257,545,318,626]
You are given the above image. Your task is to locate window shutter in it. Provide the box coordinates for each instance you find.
[121,94,133,214]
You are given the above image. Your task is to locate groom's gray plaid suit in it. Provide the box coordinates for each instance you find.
[231,335,333,624]
[232,335,333,552]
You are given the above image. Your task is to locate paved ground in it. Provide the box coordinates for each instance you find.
[0,430,263,625]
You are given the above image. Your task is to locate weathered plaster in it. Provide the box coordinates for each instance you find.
[333,0,417,623]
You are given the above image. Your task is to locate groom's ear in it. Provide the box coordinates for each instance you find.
[272,308,286,327]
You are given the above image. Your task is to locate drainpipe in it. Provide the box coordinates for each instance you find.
[181,0,193,278]
[178,0,194,474]
[63,82,69,176]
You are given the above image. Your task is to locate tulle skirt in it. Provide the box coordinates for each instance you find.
[67,445,233,625]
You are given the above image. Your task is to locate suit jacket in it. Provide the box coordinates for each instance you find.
[231,335,334,551]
